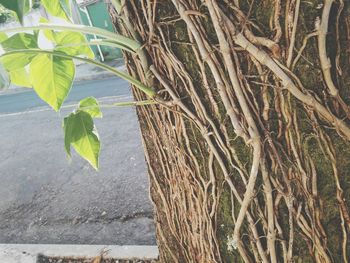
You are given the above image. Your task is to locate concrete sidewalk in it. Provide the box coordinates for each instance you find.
[0,80,156,245]
[0,244,158,263]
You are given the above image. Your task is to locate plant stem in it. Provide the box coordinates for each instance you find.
[0,49,156,98]
[0,24,140,51]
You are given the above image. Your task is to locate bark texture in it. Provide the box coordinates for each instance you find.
[110,1,350,262]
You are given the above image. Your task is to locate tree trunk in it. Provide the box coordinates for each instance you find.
[110,1,350,262]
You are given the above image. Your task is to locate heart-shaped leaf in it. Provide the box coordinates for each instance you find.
[0,53,35,71]
[63,111,100,170]
[30,53,75,111]
[79,97,102,118]
[53,31,95,59]
[9,67,31,87]
[1,33,37,51]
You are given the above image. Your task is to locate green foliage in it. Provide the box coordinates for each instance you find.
[78,97,103,118]
[40,17,94,59]
[64,110,100,170]
[0,0,155,168]
[32,0,41,9]
[0,52,35,71]
[41,0,69,21]
[30,53,75,111]
[1,33,37,50]
[0,51,33,87]
[0,0,31,24]
[50,31,95,59]
[9,67,31,87]
[0,32,7,41]
[0,5,14,24]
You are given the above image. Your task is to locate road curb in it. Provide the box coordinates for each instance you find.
[0,244,159,263]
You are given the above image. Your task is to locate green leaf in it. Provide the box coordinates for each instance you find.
[43,29,56,42]
[9,68,31,87]
[41,25,94,58]
[30,54,75,111]
[0,52,34,88]
[39,17,57,42]
[79,97,102,118]
[0,0,30,24]
[63,111,100,170]
[0,32,8,42]
[41,0,69,20]
[0,53,35,71]
[1,33,37,51]
[40,18,67,46]
[53,31,94,59]
[1,49,156,97]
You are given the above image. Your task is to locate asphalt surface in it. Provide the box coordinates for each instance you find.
[0,78,156,245]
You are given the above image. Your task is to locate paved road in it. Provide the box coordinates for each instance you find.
[0,78,131,114]
[0,78,156,245]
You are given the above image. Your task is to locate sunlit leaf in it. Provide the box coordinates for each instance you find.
[79,97,102,118]
[1,48,155,98]
[9,67,31,87]
[0,52,34,88]
[0,32,8,42]
[39,17,58,43]
[54,31,94,59]
[41,0,69,20]
[39,17,93,58]
[63,111,100,170]
[30,53,75,111]
[0,53,35,71]
[1,33,37,51]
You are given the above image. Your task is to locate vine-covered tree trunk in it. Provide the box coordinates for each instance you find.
[110,1,350,262]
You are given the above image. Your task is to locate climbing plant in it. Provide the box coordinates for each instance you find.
[2,0,350,262]
[108,0,350,262]
[0,0,155,169]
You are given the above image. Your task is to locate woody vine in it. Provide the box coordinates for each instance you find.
[111,0,350,262]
